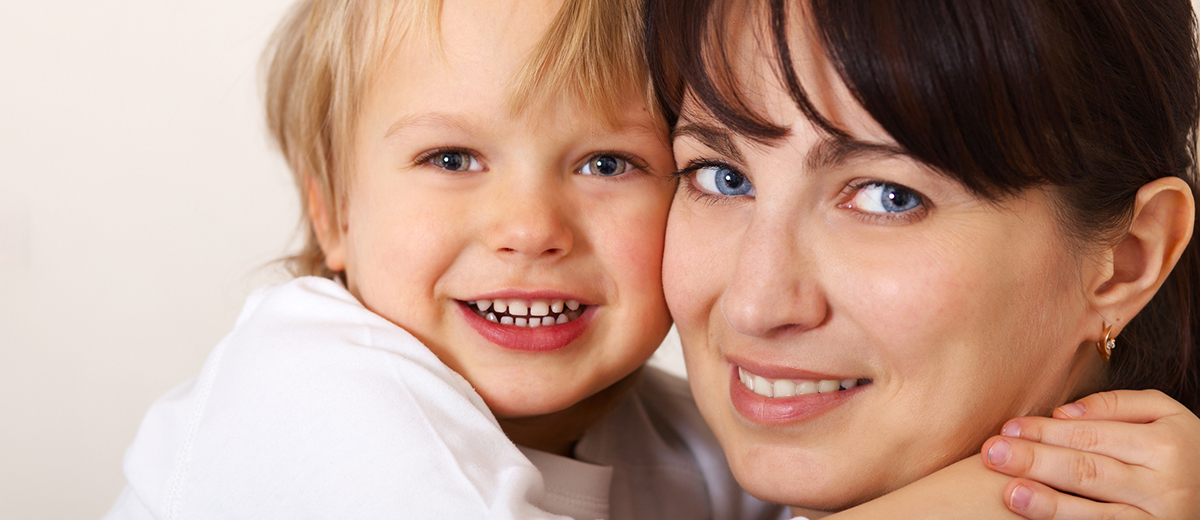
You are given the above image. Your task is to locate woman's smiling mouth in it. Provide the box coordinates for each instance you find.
[736,366,868,398]
[729,365,871,425]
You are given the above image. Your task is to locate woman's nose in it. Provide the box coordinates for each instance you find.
[484,174,574,260]
[720,217,828,338]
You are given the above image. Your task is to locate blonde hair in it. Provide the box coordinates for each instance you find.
[263,0,659,278]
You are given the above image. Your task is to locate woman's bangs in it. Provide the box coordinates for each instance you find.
[653,0,1093,199]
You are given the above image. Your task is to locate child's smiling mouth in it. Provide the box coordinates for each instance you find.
[457,297,596,352]
[465,298,587,328]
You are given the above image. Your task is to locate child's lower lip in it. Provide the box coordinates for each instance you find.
[728,366,866,424]
[458,302,592,352]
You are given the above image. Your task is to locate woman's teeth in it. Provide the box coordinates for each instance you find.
[737,367,865,398]
[469,298,585,328]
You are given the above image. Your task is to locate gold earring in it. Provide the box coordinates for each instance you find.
[1096,324,1115,362]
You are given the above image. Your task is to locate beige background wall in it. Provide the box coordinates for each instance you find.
[1,2,1194,519]
[2,1,296,518]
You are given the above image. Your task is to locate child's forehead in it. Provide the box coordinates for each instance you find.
[366,0,660,134]
[438,0,559,56]
[377,5,546,88]
[374,0,562,74]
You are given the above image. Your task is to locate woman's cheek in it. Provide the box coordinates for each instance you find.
[662,216,707,329]
[663,198,744,331]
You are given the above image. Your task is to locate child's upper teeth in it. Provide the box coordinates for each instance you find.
[508,301,528,316]
[738,367,865,398]
[470,298,586,327]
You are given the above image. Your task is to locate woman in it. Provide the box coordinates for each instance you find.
[649,0,1200,518]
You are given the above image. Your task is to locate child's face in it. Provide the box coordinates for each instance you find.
[316,0,675,423]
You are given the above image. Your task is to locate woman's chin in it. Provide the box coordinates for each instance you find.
[720,426,956,514]
[725,448,873,512]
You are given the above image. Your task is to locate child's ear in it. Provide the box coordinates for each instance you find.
[1086,177,1195,333]
[305,174,347,273]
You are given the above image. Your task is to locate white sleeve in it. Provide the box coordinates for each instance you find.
[104,278,569,520]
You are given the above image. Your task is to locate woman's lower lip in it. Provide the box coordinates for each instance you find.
[728,366,864,424]
[459,302,591,352]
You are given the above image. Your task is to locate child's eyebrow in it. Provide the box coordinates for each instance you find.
[384,112,476,139]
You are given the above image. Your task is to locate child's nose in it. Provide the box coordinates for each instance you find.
[484,181,574,260]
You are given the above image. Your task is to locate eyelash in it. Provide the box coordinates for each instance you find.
[671,158,749,206]
[582,151,650,179]
[672,158,933,223]
[413,147,483,171]
[838,178,931,224]
[414,148,650,178]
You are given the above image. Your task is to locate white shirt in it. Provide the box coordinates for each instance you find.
[105,277,785,520]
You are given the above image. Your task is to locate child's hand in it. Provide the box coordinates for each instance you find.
[981,390,1200,520]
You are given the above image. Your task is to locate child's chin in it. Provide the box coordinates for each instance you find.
[481,373,632,421]
[477,385,586,419]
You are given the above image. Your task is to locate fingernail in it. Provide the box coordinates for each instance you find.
[987,439,1011,466]
[1059,402,1086,418]
[1009,484,1034,511]
[1001,421,1021,438]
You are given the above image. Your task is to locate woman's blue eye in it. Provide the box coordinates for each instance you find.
[694,165,755,197]
[850,182,923,213]
[429,151,480,172]
[580,155,631,176]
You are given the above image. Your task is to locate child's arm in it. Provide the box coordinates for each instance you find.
[981,390,1200,520]
[816,457,1025,520]
[813,390,1200,520]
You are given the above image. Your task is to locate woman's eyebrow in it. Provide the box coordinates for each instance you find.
[674,120,915,174]
[806,136,912,172]
[672,122,745,163]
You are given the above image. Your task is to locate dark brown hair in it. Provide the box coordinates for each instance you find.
[648,0,1200,412]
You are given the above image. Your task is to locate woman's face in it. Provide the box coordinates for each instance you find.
[663,16,1102,510]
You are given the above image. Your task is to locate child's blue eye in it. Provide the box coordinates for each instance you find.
[579,155,631,177]
[694,165,755,197]
[428,150,482,172]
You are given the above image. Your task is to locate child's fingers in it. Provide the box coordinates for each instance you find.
[1051,389,1185,423]
[981,435,1152,506]
[998,417,1155,466]
[1003,479,1152,520]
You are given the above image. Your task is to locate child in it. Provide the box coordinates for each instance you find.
[104,0,783,518]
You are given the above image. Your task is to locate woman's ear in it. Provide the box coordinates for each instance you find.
[305,173,347,273]
[1087,177,1195,331]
